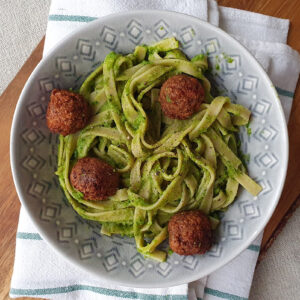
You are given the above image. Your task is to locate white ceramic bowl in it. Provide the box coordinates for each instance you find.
[10,10,288,288]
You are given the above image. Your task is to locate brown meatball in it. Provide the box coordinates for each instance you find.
[46,89,90,136]
[159,74,205,120]
[70,157,119,201]
[168,210,212,255]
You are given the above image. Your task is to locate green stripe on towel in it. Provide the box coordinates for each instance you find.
[49,14,97,22]
[16,232,42,240]
[10,286,187,299]
[275,87,294,98]
[247,244,260,252]
[204,288,247,300]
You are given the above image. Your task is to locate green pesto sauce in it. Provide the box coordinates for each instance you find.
[246,122,252,136]
[168,249,174,255]
[105,51,118,64]
[192,54,205,61]
[132,113,146,130]
[213,173,227,196]
[222,52,234,63]
[102,222,134,237]
[213,53,235,72]
[226,162,239,178]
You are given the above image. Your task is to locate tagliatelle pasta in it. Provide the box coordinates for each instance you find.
[55,37,262,262]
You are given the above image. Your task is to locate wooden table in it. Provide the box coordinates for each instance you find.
[0,1,299,299]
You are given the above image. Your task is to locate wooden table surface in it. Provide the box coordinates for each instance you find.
[0,1,299,299]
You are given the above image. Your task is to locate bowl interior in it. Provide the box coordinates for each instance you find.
[10,10,288,288]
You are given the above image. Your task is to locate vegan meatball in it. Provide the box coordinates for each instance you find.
[46,89,90,136]
[168,210,212,255]
[159,74,205,120]
[70,157,119,201]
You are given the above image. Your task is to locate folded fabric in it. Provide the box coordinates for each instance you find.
[10,1,300,299]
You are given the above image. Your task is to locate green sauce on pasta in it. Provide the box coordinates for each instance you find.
[56,37,262,262]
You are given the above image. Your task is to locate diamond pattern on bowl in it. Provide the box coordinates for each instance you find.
[127,20,143,45]
[257,178,272,195]
[222,55,241,75]
[26,102,47,118]
[204,38,220,55]
[156,261,172,277]
[40,203,62,222]
[39,78,57,93]
[154,20,169,39]
[21,154,45,172]
[129,253,146,277]
[76,39,96,61]
[100,26,118,51]
[237,75,259,95]
[253,125,278,142]
[55,57,77,77]
[254,152,278,168]
[21,128,45,145]
[182,255,198,270]
[223,221,243,240]
[239,201,261,219]
[27,180,51,198]
[78,238,97,260]
[252,99,271,116]
[179,26,195,49]
[58,222,77,243]
[208,244,223,257]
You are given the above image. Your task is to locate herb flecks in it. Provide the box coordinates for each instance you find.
[222,52,235,64]
[213,53,235,72]
[214,55,221,72]
[246,122,252,136]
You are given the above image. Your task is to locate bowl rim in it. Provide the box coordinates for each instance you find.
[10,9,289,288]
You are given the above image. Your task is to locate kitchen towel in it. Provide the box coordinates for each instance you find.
[10,0,300,299]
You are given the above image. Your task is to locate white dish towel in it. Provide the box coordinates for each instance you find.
[10,1,300,299]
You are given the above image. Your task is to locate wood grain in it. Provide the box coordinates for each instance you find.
[0,1,299,299]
